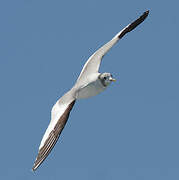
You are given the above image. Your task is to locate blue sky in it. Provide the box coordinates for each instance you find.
[0,0,179,179]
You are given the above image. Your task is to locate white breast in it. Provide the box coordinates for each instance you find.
[76,79,106,99]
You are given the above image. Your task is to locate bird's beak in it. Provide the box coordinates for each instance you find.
[109,77,116,82]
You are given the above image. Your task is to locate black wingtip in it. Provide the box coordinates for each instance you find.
[118,10,149,39]
[32,158,41,172]
[145,10,149,15]
[143,10,149,18]
[137,10,149,24]
[32,166,37,172]
[32,168,35,172]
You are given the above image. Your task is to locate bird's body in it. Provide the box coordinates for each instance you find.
[32,10,149,171]
[75,73,106,99]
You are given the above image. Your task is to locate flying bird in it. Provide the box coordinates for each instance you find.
[32,10,149,171]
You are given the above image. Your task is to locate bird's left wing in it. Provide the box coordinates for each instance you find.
[76,10,149,84]
[32,90,76,171]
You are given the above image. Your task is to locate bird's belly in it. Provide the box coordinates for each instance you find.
[76,82,105,99]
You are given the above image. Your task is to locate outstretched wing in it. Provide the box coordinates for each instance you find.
[77,10,149,84]
[32,90,76,171]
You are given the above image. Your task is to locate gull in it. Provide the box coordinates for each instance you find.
[32,10,149,171]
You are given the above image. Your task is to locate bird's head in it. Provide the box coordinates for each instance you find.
[99,73,116,87]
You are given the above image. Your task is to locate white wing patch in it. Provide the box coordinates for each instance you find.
[39,103,68,149]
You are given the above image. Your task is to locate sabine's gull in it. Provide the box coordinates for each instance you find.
[32,10,149,171]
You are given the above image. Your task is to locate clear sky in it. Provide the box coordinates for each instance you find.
[0,0,179,179]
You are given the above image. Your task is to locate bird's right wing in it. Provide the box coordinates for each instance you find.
[76,10,149,85]
[32,90,76,171]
